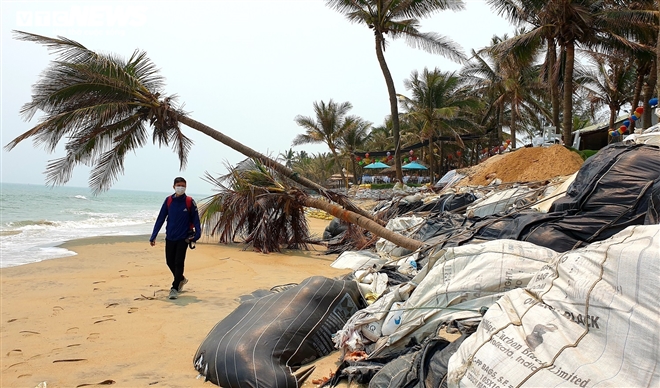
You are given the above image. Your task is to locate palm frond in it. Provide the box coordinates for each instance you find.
[6,30,191,192]
[200,159,311,253]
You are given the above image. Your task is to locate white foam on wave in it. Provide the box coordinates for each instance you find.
[74,195,88,200]
[0,213,156,268]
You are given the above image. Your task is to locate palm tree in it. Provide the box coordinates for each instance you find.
[508,0,657,149]
[463,34,548,149]
[200,159,423,253]
[461,45,507,145]
[580,51,636,132]
[493,32,549,148]
[337,117,372,184]
[486,0,563,135]
[4,31,376,222]
[399,68,480,174]
[295,152,337,185]
[278,148,296,169]
[628,1,658,130]
[326,0,466,183]
[292,100,357,189]
[365,120,394,152]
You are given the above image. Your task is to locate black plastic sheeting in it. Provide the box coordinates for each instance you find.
[385,193,477,218]
[323,217,348,240]
[193,276,365,388]
[368,335,470,388]
[415,144,660,252]
[417,193,477,215]
[324,320,480,387]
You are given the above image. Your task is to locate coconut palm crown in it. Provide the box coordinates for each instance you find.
[293,99,362,188]
[326,0,467,183]
[6,31,191,193]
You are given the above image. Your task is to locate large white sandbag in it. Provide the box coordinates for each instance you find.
[370,239,556,357]
[333,239,556,358]
[447,225,660,388]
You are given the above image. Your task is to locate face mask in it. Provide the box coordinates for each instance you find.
[174,186,186,195]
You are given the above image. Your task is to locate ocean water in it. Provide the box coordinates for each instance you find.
[0,183,207,268]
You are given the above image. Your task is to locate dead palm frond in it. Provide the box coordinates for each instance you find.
[200,159,309,253]
[200,159,424,254]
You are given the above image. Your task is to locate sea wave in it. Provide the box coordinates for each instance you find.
[0,218,155,268]
[0,183,168,267]
[4,220,60,228]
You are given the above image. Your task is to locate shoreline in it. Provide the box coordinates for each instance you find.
[1,217,360,388]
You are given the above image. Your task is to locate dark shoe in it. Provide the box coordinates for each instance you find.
[178,277,188,292]
[168,288,178,300]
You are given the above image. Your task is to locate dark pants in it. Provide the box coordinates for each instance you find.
[165,239,188,290]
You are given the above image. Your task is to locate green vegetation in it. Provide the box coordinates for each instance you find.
[283,1,657,187]
[578,149,599,161]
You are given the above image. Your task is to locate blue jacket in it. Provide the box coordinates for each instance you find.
[150,194,202,242]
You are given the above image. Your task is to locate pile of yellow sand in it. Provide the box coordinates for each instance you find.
[457,145,584,186]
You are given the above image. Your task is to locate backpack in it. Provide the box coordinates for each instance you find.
[167,195,195,231]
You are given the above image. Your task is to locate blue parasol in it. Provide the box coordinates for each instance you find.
[364,161,390,169]
[402,161,428,170]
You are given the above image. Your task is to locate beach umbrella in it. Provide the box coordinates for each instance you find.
[364,161,390,169]
[402,161,428,170]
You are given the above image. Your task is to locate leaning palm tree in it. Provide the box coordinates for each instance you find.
[326,0,466,184]
[292,100,357,189]
[4,31,376,223]
[200,159,423,253]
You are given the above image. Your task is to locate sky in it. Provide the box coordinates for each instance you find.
[1,0,513,195]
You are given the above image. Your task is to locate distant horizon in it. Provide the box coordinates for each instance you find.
[0,181,214,198]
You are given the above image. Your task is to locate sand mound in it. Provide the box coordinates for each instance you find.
[457,145,584,186]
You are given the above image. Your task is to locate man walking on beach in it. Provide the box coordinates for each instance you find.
[150,177,202,300]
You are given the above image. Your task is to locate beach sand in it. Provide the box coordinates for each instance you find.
[1,217,357,388]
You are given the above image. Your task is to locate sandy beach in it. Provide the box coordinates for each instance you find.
[1,217,356,388]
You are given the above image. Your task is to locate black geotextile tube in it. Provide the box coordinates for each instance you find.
[193,276,365,388]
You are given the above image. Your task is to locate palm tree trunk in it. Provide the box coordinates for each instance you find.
[350,156,358,185]
[497,105,503,145]
[608,106,617,133]
[302,197,423,252]
[330,148,347,191]
[176,115,380,223]
[643,61,657,129]
[630,68,645,133]
[510,98,517,149]
[428,138,436,181]
[562,42,575,147]
[375,33,403,184]
[547,41,561,135]
[657,26,660,99]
